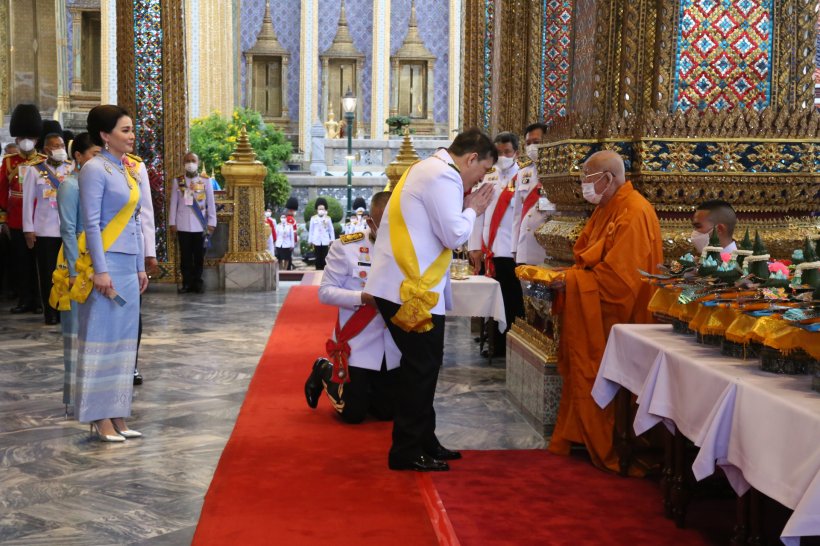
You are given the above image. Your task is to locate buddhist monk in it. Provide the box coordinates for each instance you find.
[548,150,663,474]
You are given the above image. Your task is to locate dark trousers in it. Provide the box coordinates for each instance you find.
[10,228,39,307]
[493,257,524,333]
[35,236,62,322]
[314,244,329,270]
[136,295,143,373]
[375,297,445,462]
[177,231,205,290]
[325,361,400,424]
[0,229,13,297]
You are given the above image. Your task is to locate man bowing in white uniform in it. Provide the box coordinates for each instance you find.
[364,128,496,472]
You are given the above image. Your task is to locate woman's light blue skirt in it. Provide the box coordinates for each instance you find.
[60,300,79,407]
[75,252,139,423]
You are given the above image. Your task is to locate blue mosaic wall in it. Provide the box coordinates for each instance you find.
[240,1,301,123]
[269,1,301,123]
[390,0,450,124]
[66,1,75,87]
[415,0,449,124]
[317,0,373,124]
[672,0,774,112]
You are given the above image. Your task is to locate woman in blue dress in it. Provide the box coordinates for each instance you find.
[76,105,149,442]
[56,133,100,415]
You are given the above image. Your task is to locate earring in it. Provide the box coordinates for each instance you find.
[105,143,110,151]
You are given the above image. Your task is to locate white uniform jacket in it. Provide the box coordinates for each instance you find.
[135,161,157,259]
[365,148,476,315]
[511,163,552,265]
[169,174,217,233]
[308,214,334,246]
[22,160,73,237]
[319,232,400,371]
[275,221,295,248]
[467,162,519,259]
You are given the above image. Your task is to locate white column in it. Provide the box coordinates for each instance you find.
[100,0,117,104]
[186,0,201,120]
[299,0,319,157]
[54,0,70,120]
[370,0,391,139]
[448,0,462,134]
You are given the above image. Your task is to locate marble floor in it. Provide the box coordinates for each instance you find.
[0,282,543,545]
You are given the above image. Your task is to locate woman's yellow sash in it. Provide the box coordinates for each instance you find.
[388,163,452,333]
[50,165,140,309]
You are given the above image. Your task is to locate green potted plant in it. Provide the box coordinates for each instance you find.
[385,116,412,136]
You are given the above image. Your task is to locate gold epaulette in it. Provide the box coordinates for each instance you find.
[517,157,533,168]
[485,167,496,174]
[125,153,143,163]
[27,155,46,166]
[340,232,365,244]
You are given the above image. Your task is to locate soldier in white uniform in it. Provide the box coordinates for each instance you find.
[364,129,496,472]
[274,213,295,270]
[307,197,335,270]
[344,197,369,234]
[23,129,73,324]
[169,151,216,293]
[304,192,401,423]
[512,123,553,267]
[468,132,525,352]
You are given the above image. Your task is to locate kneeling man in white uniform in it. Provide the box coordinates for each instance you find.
[304,192,400,424]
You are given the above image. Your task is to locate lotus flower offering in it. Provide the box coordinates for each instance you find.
[639,231,820,385]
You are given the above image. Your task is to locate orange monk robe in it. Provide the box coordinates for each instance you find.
[548,181,663,474]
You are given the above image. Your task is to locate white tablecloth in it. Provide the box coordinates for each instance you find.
[593,324,820,546]
[300,272,506,332]
[448,275,506,332]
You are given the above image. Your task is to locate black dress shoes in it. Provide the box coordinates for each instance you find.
[133,369,143,385]
[45,316,59,326]
[388,454,450,472]
[177,286,190,294]
[426,445,462,461]
[304,358,331,409]
[10,304,34,314]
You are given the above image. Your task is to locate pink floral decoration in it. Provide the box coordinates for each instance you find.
[768,261,789,275]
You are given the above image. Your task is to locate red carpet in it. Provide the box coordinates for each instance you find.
[431,450,729,546]
[193,286,439,545]
[194,286,733,545]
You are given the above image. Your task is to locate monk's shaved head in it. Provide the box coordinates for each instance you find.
[580,150,628,206]
[584,150,625,182]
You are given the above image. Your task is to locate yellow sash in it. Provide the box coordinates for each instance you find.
[50,165,141,309]
[388,162,452,333]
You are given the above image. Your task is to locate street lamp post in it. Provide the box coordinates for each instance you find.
[342,87,357,218]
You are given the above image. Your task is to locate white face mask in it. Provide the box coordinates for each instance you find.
[581,174,611,205]
[50,148,68,163]
[496,156,515,171]
[280,217,286,224]
[185,162,199,174]
[18,139,35,152]
[690,230,711,254]
[317,208,326,217]
[264,211,272,218]
[526,144,539,163]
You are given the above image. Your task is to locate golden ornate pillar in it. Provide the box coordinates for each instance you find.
[0,0,8,121]
[221,127,277,291]
[116,0,188,280]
